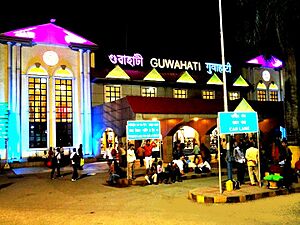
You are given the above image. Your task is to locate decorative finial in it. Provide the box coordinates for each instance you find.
[50,19,56,23]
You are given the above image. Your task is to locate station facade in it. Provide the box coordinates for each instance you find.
[0,21,285,162]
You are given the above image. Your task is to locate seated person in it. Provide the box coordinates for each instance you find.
[195,155,211,174]
[145,164,158,185]
[170,161,183,182]
[107,160,126,185]
[156,160,166,183]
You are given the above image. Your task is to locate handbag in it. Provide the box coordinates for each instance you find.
[80,158,85,167]
[46,160,52,168]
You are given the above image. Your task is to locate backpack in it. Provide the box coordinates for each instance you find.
[72,153,80,165]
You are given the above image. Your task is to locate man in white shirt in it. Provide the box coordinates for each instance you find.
[127,144,136,180]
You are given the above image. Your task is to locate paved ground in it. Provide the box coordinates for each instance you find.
[1,161,300,225]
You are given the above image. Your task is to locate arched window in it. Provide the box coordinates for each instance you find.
[27,64,48,148]
[257,81,267,101]
[53,66,74,147]
[268,82,279,101]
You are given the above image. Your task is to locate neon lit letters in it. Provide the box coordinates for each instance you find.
[109,53,143,67]
[205,62,231,74]
[150,58,201,71]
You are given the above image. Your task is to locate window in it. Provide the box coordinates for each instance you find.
[269,91,278,101]
[105,85,121,102]
[28,77,47,148]
[229,91,240,100]
[202,90,215,99]
[141,87,157,97]
[173,89,187,98]
[55,79,73,147]
[257,90,267,101]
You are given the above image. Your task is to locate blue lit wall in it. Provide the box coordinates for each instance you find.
[92,105,106,156]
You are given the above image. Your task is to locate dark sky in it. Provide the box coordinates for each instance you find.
[0,1,241,68]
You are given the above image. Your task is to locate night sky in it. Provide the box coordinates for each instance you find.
[0,2,244,69]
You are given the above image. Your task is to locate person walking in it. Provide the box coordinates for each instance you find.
[245,143,259,186]
[70,148,79,181]
[127,144,136,180]
[50,147,62,179]
[78,144,84,170]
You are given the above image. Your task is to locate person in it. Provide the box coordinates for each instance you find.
[245,143,259,186]
[192,142,200,163]
[118,142,127,167]
[195,155,211,174]
[279,139,293,189]
[145,164,158,185]
[127,143,136,180]
[103,143,113,163]
[50,147,62,179]
[107,160,126,185]
[144,139,153,169]
[42,150,49,167]
[151,139,160,162]
[233,140,246,184]
[200,143,211,163]
[136,144,145,167]
[78,144,84,171]
[156,160,166,183]
[70,148,79,181]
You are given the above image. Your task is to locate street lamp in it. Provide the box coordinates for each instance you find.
[218,0,233,185]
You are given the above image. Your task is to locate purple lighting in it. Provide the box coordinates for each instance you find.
[2,22,97,46]
[246,55,283,68]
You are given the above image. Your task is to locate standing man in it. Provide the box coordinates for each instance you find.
[245,143,259,186]
[144,139,153,169]
[233,140,246,184]
[127,144,136,180]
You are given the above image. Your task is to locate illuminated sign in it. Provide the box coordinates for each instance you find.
[150,58,201,71]
[109,53,143,67]
[205,62,231,74]
[218,111,258,134]
[127,120,160,140]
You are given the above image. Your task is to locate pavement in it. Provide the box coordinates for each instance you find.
[1,159,300,204]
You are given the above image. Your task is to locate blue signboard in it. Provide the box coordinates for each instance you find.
[127,120,161,140]
[218,111,258,134]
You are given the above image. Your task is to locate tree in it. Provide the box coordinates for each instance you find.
[230,0,300,144]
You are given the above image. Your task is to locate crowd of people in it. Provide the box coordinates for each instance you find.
[43,135,298,190]
[43,144,84,181]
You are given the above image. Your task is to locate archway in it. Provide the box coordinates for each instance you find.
[173,125,199,156]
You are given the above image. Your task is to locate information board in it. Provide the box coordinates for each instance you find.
[218,111,258,134]
[127,120,160,140]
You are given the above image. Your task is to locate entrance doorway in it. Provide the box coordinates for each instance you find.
[173,126,199,155]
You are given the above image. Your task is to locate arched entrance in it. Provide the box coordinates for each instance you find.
[100,127,118,156]
[173,125,199,156]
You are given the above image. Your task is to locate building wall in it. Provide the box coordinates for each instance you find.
[1,42,93,160]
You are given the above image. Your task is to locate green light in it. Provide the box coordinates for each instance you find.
[106,65,130,79]
[143,68,165,81]
[233,75,249,87]
[177,71,196,83]
[207,73,223,85]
